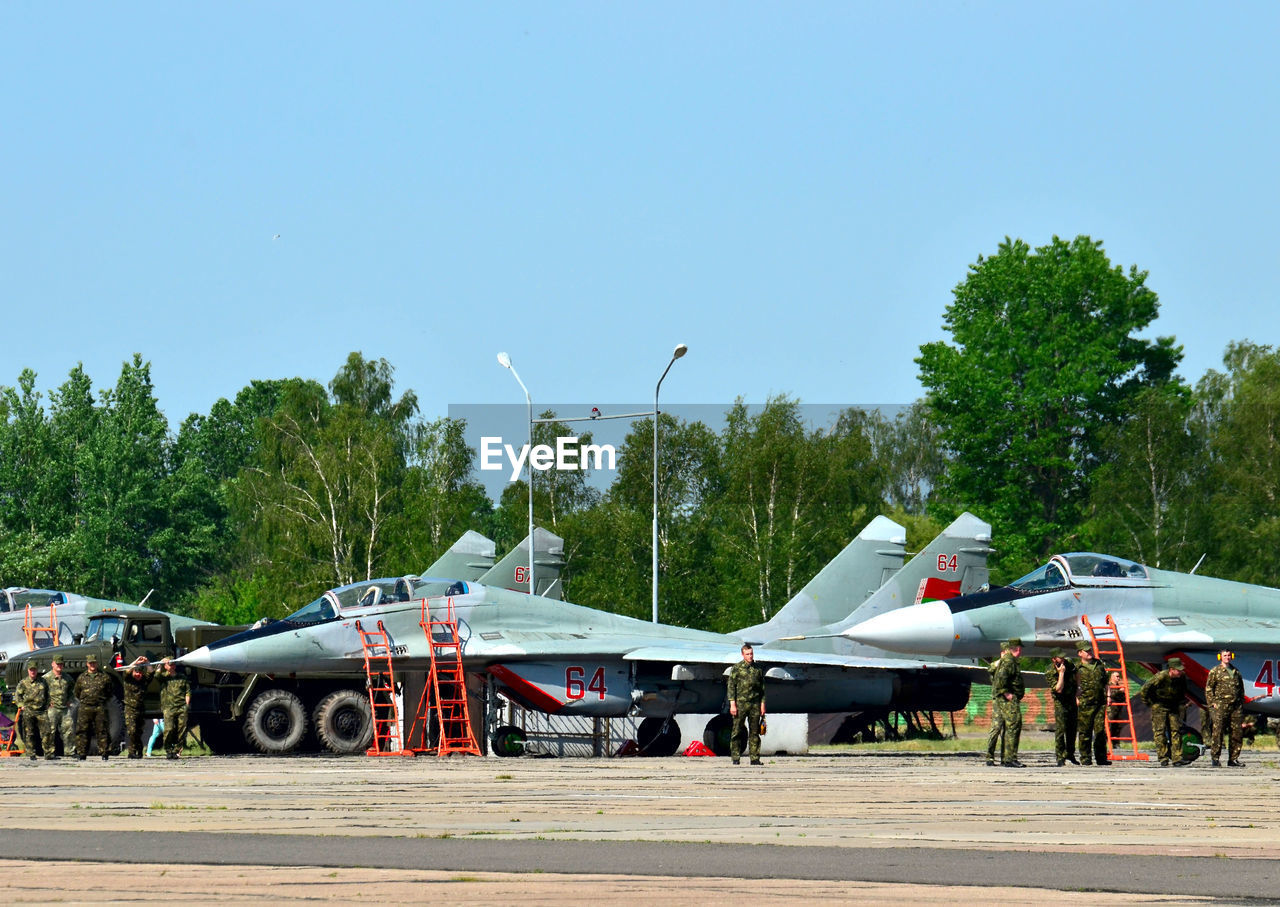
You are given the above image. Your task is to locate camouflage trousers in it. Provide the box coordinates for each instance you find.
[1051,699,1078,762]
[993,697,1022,763]
[44,706,75,756]
[1149,703,1185,763]
[1077,700,1108,764]
[124,706,146,757]
[163,706,189,757]
[730,704,762,763]
[986,708,1005,761]
[1207,704,1243,762]
[20,709,49,757]
[76,703,111,758]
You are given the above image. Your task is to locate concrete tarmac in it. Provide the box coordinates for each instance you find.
[2,749,1277,903]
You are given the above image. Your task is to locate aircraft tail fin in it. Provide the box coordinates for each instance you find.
[838,511,992,630]
[734,515,907,641]
[423,530,496,582]
[480,527,566,599]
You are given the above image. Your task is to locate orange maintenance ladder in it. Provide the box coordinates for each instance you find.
[1082,614,1149,762]
[407,596,480,757]
[23,601,58,650]
[0,708,25,758]
[356,620,412,757]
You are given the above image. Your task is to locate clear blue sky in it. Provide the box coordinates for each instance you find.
[4,3,1277,427]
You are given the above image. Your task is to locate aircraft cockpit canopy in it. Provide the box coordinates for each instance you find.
[1,587,67,614]
[1010,553,1150,593]
[280,576,473,625]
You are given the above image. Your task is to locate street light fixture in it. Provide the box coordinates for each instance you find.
[653,343,688,623]
[497,352,535,596]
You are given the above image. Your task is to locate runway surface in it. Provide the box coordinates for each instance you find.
[2,749,1276,902]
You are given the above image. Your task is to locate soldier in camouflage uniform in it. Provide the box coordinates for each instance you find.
[15,663,50,760]
[1204,648,1246,767]
[985,643,1008,766]
[1045,647,1078,766]
[73,653,115,760]
[44,654,76,759]
[117,656,153,759]
[1075,641,1110,766]
[1139,657,1188,767]
[991,638,1026,768]
[158,657,192,759]
[727,643,766,766]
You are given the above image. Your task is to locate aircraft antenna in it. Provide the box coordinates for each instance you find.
[1189,553,1207,575]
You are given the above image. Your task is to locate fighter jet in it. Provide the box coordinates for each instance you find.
[0,587,214,667]
[847,550,1280,716]
[181,516,994,752]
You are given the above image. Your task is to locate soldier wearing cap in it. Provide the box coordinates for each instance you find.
[116,656,153,759]
[990,638,1026,767]
[1044,646,1078,766]
[73,653,115,760]
[1140,657,1189,766]
[158,657,191,759]
[1205,648,1246,767]
[14,662,50,760]
[44,654,76,759]
[1075,641,1110,765]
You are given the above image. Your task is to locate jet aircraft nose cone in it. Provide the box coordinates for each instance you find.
[176,647,212,669]
[844,600,956,655]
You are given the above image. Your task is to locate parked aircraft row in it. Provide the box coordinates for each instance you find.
[18,514,1279,755]
[180,513,995,753]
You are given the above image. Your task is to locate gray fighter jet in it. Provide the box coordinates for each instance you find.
[180,515,994,752]
[847,550,1280,716]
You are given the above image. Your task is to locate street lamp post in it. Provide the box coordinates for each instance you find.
[653,344,688,623]
[497,352,535,596]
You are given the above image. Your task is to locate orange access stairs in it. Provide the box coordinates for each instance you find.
[23,601,59,650]
[407,596,481,757]
[356,620,412,757]
[1081,615,1149,762]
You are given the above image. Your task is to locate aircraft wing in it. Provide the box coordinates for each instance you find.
[1093,611,1280,653]
[620,643,987,679]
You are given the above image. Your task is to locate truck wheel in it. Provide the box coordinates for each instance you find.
[314,690,373,755]
[243,689,308,754]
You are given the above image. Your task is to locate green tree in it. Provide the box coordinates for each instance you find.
[709,397,881,629]
[918,235,1181,575]
[232,355,419,614]
[563,414,721,625]
[393,416,492,571]
[1200,342,1280,585]
[1082,383,1206,570]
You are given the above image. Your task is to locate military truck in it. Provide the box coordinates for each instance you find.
[2,609,373,756]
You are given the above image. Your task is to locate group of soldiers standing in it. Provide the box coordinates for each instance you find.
[986,637,1248,768]
[11,653,191,761]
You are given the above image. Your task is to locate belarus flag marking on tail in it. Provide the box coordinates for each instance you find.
[915,577,962,605]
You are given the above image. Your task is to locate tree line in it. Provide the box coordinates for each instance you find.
[3,235,1278,631]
